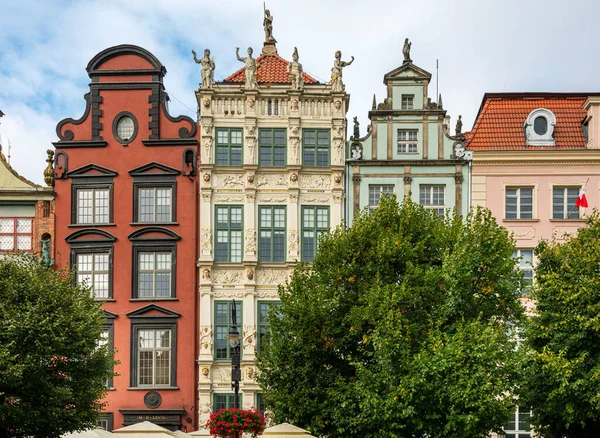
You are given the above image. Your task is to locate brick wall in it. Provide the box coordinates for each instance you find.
[33,199,55,257]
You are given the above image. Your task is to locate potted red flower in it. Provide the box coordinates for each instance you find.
[206,407,266,438]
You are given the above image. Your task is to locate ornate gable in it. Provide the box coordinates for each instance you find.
[383,62,432,85]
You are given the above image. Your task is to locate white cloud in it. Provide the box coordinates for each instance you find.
[1,0,599,183]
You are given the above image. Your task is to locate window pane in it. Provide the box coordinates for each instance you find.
[0,218,14,233]
[117,117,135,140]
[16,219,32,233]
[16,235,32,250]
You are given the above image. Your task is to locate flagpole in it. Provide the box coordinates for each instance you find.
[567,178,589,217]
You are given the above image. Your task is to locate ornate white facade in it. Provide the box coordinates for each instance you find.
[195,36,349,426]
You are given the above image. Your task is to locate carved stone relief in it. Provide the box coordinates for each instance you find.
[219,367,232,383]
[245,229,256,255]
[243,325,256,353]
[212,269,244,284]
[301,196,330,204]
[257,196,287,203]
[212,290,244,299]
[255,289,281,299]
[301,174,330,189]
[199,326,213,352]
[288,228,299,256]
[256,173,288,188]
[202,124,213,135]
[213,195,245,203]
[256,269,290,286]
[201,228,212,256]
[333,125,344,137]
[214,173,244,189]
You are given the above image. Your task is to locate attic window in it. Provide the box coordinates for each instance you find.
[524,108,556,146]
[113,112,138,145]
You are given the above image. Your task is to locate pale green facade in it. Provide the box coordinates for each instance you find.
[345,57,471,224]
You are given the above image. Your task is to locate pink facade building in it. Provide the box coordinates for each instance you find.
[467,92,600,436]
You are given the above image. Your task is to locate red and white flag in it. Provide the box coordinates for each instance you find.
[576,184,589,208]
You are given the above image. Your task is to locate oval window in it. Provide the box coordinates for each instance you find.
[116,116,135,142]
[534,116,548,135]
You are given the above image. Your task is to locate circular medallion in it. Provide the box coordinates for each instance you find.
[144,391,162,409]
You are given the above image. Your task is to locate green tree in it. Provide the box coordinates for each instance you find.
[0,255,114,438]
[257,197,525,438]
[520,213,600,438]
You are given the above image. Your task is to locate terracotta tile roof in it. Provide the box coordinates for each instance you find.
[467,93,591,150]
[223,53,319,85]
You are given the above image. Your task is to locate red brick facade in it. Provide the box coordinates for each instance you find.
[53,45,199,432]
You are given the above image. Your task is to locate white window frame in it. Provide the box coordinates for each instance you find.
[513,249,534,295]
[397,130,418,154]
[76,252,110,299]
[368,185,395,213]
[401,94,414,110]
[137,328,172,387]
[552,185,581,220]
[137,251,173,298]
[76,187,110,224]
[505,186,534,220]
[419,185,445,217]
[503,406,532,437]
[138,187,173,223]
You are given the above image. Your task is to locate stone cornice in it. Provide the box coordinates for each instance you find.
[472,149,600,167]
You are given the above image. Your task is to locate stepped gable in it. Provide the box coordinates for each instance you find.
[223,53,319,85]
[467,92,592,150]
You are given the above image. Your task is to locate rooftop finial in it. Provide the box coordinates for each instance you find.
[402,38,412,63]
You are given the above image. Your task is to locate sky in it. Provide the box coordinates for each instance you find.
[0,0,599,184]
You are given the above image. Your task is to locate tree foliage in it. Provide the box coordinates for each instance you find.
[257,197,525,438]
[520,212,600,437]
[0,255,114,438]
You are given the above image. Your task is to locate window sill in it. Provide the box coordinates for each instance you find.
[502,219,540,222]
[127,386,179,391]
[548,219,585,222]
[94,298,116,302]
[68,223,116,227]
[129,298,178,302]
[130,222,179,226]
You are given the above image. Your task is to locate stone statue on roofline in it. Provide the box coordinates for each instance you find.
[403,38,412,63]
[235,47,258,90]
[287,47,304,90]
[330,50,354,93]
[455,115,463,135]
[192,48,215,89]
[263,7,276,43]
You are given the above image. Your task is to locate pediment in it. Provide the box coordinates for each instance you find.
[126,304,181,319]
[66,229,117,244]
[128,226,180,241]
[129,162,180,177]
[384,62,432,84]
[103,310,118,320]
[67,164,118,178]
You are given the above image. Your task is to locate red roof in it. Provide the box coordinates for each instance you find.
[223,53,319,85]
[467,93,590,150]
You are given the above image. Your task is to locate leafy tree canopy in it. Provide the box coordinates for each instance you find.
[521,212,600,438]
[258,197,525,438]
[0,255,114,438]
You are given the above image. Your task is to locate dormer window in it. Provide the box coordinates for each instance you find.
[524,108,556,146]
